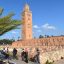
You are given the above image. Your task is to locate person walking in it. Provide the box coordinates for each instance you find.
[13,48,17,59]
[34,48,40,64]
[21,48,28,63]
[21,49,25,61]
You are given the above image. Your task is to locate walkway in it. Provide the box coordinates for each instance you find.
[6,59,38,64]
[54,59,64,64]
[4,59,64,64]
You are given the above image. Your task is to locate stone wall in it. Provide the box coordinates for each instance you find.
[12,36,64,64]
[40,49,64,64]
[12,36,64,48]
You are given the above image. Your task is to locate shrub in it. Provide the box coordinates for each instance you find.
[45,60,53,64]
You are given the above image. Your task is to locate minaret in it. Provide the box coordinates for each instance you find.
[22,4,32,40]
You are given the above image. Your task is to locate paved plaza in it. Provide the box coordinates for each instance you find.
[8,59,64,64]
[54,59,64,64]
[8,59,37,64]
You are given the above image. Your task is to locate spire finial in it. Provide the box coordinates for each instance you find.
[24,3,30,11]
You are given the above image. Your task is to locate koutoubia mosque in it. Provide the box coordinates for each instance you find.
[22,4,32,40]
[12,4,64,51]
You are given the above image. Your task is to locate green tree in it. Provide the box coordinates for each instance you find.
[45,60,53,64]
[39,35,44,38]
[0,39,15,44]
[0,8,21,35]
[45,35,49,38]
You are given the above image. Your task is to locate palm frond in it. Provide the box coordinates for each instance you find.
[0,8,4,16]
[0,8,21,36]
[0,20,21,35]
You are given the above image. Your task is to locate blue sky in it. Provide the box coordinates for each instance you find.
[0,0,64,40]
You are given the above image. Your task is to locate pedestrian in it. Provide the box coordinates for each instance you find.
[3,48,6,52]
[34,48,40,64]
[24,49,28,63]
[7,47,9,53]
[21,49,25,61]
[21,48,28,63]
[13,48,17,59]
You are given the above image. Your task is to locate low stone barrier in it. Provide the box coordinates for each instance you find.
[40,49,64,64]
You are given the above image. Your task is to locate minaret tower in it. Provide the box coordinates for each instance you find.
[22,4,32,40]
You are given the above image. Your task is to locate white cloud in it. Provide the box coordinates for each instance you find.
[37,30,41,32]
[11,31,17,34]
[33,25,39,29]
[42,23,56,30]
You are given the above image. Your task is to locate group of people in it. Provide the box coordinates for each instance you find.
[21,48,40,64]
[2,47,17,60]
[2,47,40,64]
[2,47,9,59]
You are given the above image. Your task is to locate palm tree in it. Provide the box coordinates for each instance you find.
[0,8,21,35]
